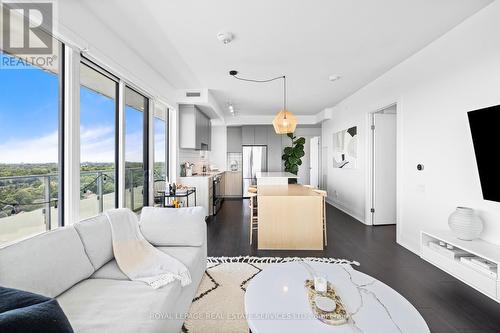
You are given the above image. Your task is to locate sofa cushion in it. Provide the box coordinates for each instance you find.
[140,207,206,247]
[0,227,94,298]
[90,260,128,280]
[90,245,206,284]
[74,214,113,270]
[0,286,73,333]
[158,246,206,285]
[57,279,182,333]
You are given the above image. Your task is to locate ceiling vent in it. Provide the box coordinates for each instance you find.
[186,91,201,97]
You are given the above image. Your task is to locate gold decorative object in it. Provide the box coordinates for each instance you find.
[304,279,349,326]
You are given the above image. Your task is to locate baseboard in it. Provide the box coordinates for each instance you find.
[326,199,366,225]
[325,199,421,257]
[396,234,420,256]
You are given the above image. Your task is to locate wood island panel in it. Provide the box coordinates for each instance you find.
[257,185,323,250]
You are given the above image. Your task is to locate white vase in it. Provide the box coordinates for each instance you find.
[448,207,483,241]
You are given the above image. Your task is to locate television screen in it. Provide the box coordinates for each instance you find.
[467,105,500,202]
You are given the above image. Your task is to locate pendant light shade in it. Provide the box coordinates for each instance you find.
[273,109,297,134]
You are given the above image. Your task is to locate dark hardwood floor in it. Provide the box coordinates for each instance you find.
[207,199,500,333]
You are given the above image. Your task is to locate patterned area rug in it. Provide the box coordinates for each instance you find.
[181,256,358,333]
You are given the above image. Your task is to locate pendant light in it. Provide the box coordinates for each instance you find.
[272,75,297,134]
[230,71,297,134]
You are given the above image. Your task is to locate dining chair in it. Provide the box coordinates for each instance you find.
[247,192,258,245]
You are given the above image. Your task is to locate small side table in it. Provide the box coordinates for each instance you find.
[158,188,197,208]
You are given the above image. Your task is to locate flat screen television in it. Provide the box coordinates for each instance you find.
[467,105,500,202]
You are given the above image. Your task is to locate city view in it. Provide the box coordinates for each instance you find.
[0,52,166,245]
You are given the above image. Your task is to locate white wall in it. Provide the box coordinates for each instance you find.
[283,127,322,184]
[321,1,500,253]
[210,124,228,171]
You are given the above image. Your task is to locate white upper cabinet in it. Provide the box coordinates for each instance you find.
[179,104,211,150]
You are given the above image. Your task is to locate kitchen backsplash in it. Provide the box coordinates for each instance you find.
[179,149,209,174]
[227,152,242,171]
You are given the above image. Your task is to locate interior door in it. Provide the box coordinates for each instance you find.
[372,113,397,225]
[309,137,319,188]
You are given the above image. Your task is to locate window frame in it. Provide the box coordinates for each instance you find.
[124,85,150,209]
[58,43,66,227]
[0,41,65,236]
[79,56,121,213]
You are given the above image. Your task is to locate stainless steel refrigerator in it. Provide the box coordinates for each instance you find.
[242,146,268,197]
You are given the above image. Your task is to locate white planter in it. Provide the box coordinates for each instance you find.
[448,207,483,241]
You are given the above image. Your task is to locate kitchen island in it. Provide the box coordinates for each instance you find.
[255,171,298,186]
[257,184,323,250]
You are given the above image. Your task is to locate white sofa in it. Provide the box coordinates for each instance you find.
[0,207,207,333]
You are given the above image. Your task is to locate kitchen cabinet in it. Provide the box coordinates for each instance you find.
[242,126,255,145]
[254,126,268,145]
[224,171,242,197]
[227,127,242,152]
[242,125,270,146]
[220,172,226,197]
[180,104,211,150]
[234,125,284,172]
[268,126,283,171]
[178,173,222,217]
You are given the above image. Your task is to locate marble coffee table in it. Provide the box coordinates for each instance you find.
[244,262,429,333]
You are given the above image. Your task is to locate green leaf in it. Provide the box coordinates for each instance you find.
[295,137,306,145]
[288,156,298,165]
[297,159,302,166]
[284,146,293,155]
[281,154,287,161]
[290,165,299,174]
[296,150,305,158]
[287,132,295,139]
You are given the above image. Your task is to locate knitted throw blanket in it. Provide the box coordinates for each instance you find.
[105,208,191,288]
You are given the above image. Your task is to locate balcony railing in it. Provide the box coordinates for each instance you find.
[0,173,59,245]
[0,167,165,245]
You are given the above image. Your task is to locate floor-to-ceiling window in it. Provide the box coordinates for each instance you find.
[125,86,149,212]
[0,9,169,243]
[79,61,118,219]
[152,105,168,206]
[0,46,63,245]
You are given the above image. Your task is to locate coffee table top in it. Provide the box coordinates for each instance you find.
[244,262,429,333]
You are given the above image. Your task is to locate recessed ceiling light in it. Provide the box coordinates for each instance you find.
[217,32,233,44]
[329,75,341,82]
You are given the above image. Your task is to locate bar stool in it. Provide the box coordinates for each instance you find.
[314,189,328,247]
[248,192,258,245]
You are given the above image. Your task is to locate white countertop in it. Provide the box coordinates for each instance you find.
[179,171,225,178]
[256,172,298,178]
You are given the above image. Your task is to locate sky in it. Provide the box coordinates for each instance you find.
[0,53,166,165]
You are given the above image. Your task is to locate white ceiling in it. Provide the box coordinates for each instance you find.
[80,0,492,118]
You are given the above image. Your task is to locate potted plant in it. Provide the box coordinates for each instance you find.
[282,133,306,183]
